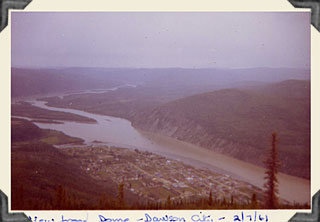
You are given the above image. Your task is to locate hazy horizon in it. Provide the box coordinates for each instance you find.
[11,65,311,70]
[12,12,310,69]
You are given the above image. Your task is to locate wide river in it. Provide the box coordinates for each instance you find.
[24,98,310,204]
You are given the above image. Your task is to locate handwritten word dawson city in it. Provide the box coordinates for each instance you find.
[99,211,269,222]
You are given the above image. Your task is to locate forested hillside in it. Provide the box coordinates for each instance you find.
[132,80,310,179]
[11,118,138,209]
[12,67,309,97]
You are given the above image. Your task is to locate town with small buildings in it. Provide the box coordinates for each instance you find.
[62,146,266,205]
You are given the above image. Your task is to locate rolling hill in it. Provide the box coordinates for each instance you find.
[11,68,120,97]
[132,80,310,179]
[11,118,138,210]
[12,67,309,97]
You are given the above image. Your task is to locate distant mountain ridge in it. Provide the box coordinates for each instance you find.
[12,67,310,97]
[132,79,310,179]
[11,68,121,97]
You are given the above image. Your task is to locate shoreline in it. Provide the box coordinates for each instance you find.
[16,96,311,204]
[137,129,310,204]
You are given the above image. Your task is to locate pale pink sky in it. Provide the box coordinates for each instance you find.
[11,12,310,69]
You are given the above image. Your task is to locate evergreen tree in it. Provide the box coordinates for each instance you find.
[55,185,66,209]
[118,183,125,208]
[165,195,172,209]
[230,195,234,206]
[263,132,280,209]
[222,197,226,206]
[208,190,213,206]
[250,193,258,208]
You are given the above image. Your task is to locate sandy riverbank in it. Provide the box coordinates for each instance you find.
[139,130,310,204]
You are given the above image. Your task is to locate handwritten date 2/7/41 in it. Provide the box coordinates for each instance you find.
[99,211,269,222]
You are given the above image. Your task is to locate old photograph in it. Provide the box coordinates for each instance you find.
[10,12,310,210]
